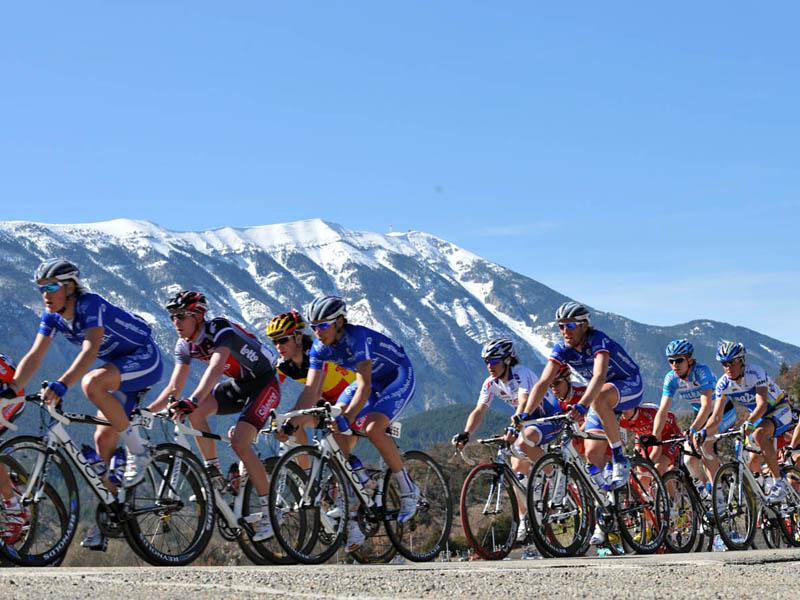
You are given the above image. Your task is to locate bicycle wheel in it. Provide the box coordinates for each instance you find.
[661,470,698,553]
[614,456,668,554]
[778,465,800,547]
[527,453,591,558]
[242,455,307,564]
[758,507,783,549]
[712,462,756,551]
[0,436,78,567]
[352,472,399,564]
[459,463,518,560]
[269,445,346,564]
[123,442,216,565]
[383,450,452,562]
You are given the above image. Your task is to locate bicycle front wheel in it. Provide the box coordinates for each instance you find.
[123,443,216,565]
[661,470,698,553]
[0,435,78,567]
[383,450,453,562]
[712,462,756,551]
[614,456,668,554]
[527,453,591,558]
[459,463,518,560]
[269,445,347,565]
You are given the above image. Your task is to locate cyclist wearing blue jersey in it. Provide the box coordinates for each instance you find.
[655,339,733,491]
[0,259,163,550]
[291,295,418,553]
[704,341,792,503]
[524,302,643,489]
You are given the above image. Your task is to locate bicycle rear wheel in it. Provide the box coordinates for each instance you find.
[661,470,698,553]
[614,456,668,554]
[383,450,452,562]
[712,462,756,551]
[269,445,346,564]
[527,453,591,558]
[0,436,78,567]
[778,465,800,547]
[459,463,518,560]
[352,472,399,564]
[123,443,216,565]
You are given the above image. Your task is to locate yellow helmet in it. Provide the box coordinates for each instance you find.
[267,310,306,339]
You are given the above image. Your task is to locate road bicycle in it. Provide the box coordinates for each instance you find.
[525,413,668,557]
[268,402,452,564]
[0,391,215,566]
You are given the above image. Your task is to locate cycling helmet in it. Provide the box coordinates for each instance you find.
[481,338,516,362]
[306,295,346,323]
[0,353,17,384]
[665,339,694,358]
[552,362,572,382]
[716,341,746,363]
[34,258,80,283]
[267,310,306,339]
[165,290,208,315]
[555,301,590,322]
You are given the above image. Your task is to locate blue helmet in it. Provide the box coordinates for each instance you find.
[665,339,694,358]
[716,341,746,363]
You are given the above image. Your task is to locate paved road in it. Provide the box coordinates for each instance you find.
[1,549,799,599]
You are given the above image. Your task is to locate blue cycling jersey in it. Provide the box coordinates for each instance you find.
[37,292,153,359]
[308,324,410,386]
[662,363,716,412]
[549,329,640,382]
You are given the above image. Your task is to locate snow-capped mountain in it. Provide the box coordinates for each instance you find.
[1,218,798,417]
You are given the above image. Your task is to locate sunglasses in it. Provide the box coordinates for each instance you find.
[310,320,335,332]
[484,358,503,366]
[667,357,687,365]
[272,336,292,346]
[169,311,193,322]
[38,282,63,294]
[721,360,740,368]
[557,321,583,331]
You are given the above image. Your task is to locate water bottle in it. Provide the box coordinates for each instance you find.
[347,455,370,487]
[587,464,608,491]
[515,471,529,489]
[80,444,107,478]
[108,447,126,486]
[695,480,710,501]
[603,462,613,487]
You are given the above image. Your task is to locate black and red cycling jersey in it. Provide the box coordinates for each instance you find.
[174,317,276,382]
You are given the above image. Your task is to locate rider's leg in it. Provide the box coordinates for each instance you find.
[82,366,128,432]
[231,421,268,495]
[0,466,13,499]
[754,421,779,479]
[188,395,219,462]
[364,413,403,472]
[584,437,609,469]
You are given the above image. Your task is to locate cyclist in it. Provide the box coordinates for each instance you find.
[524,301,643,490]
[146,290,280,541]
[452,338,560,543]
[0,353,28,543]
[656,339,734,495]
[704,341,792,503]
[291,295,417,553]
[266,309,355,446]
[0,259,163,550]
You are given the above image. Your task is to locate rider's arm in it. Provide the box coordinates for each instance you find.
[188,347,230,402]
[148,363,191,412]
[653,395,672,439]
[703,396,725,436]
[57,326,104,388]
[579,351,609,408]
[748,386,770,424]
[341,360,372,425]
[465,404,488,435]
[690,389,714,432]
[294,367,326,410]
[8,333,52,392]
[523,361,560,415]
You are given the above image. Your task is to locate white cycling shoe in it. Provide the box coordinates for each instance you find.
[590,523,606,546]
[80,524,108,552]
[123,450,152,486]
[252,514,274,542]
[398,483,420,523]
[516,518,529,543]
[345,519,365,553]
[610,459,631,490]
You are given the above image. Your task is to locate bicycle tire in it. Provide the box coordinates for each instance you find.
[351,472,399,564]
[712,462,756,551]
[758,507,783,549]
[123,442,216,566]
[614,456,668,554]
[661,470,698,553]
[526,452,591,558]
[778,465,800,547]
[269,445,346,565]
[383,450,452,562]
[459,463,518,560]
[0,435,78,567]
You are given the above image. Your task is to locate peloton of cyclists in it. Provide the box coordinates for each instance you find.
[146,290,280,541]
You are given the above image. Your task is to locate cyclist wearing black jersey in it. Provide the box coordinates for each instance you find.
[147,291,280,541]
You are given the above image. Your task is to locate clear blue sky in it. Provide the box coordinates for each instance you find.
[2,3,799,345]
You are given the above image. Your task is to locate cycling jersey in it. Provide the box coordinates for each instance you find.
[714,364,785,412]
[175,317,276,382]
[308,324,410,385]
[621,404,681,464]
[276,336,355,402]
[662,363,717,412]
[37,292,153,359]
[549,329,640,383]
[478,365,559,417]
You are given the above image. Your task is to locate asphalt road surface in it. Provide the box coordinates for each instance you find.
[1,548,799,599]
